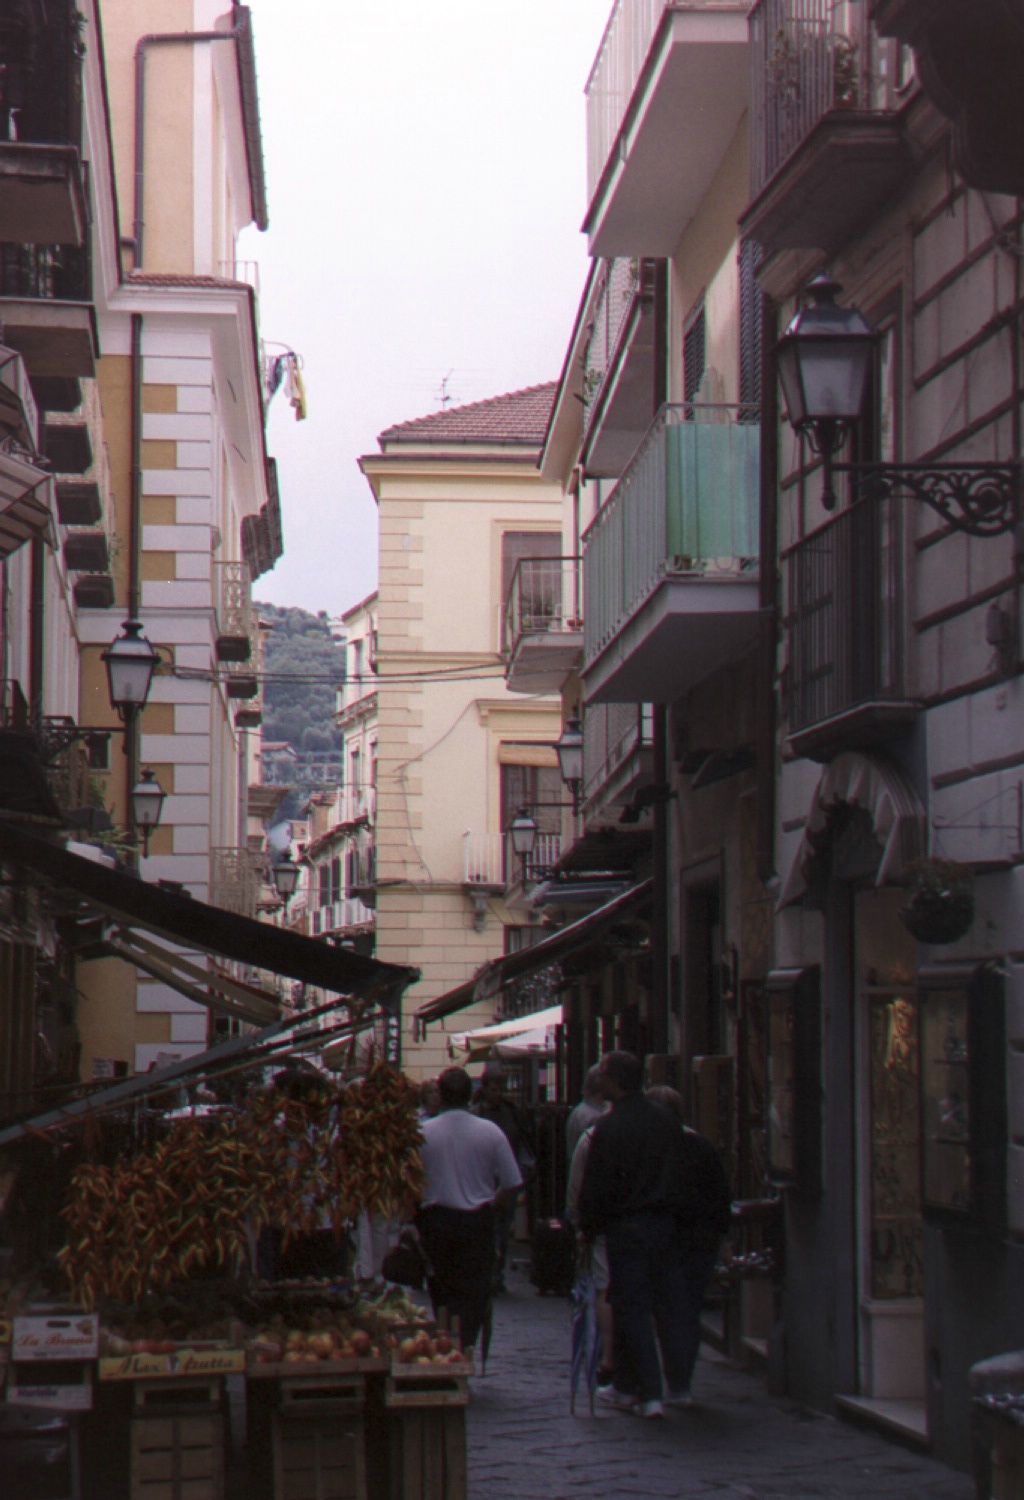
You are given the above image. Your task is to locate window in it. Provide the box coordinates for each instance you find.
[501,762,562,883]
[738,239,764,417]
[683,296,706,406]
[501,763,562,835]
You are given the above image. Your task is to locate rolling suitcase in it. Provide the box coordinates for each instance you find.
[529,1217,576,1296]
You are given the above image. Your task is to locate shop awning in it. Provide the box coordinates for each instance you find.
[105,928,282,1027]
[415,879,653,1027]
[0,820,418,1004]
[778,751,926,909]
[450,1005,564,1063]
[0,450,54,558]
[0,999,367,1147]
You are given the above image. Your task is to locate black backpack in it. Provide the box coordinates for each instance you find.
[678,1129,732,1242]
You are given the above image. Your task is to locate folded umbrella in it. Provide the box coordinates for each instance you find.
[569,1265,601,1414]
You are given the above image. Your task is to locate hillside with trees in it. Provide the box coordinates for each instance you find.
[257,603,346,820]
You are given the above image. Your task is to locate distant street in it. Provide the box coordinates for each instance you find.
[466,1258,974,1500]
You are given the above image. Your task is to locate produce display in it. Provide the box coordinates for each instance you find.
[55,1063,425,1307]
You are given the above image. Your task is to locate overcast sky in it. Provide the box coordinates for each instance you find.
[239,0,610,619]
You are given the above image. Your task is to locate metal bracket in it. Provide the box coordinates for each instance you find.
[838,461,1020,537]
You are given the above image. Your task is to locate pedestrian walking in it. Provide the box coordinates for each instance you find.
[565,1065,608,1160]
[646,1084,733,1405]
[416,1066,522,1350]
[472,1061,534,1292]
[578,1050,692,1419]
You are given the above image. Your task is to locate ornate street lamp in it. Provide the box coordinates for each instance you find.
[778,275,1020,535]
[130,768,165,857]
[775,274,874,510]
[272,853,301,910]
[101,618,161,720]
[508,807,538,865]
[554,716,584,815]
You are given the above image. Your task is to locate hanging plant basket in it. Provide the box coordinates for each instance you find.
[899,857,975,944]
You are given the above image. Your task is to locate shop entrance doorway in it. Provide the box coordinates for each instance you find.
[846,884,927,1433]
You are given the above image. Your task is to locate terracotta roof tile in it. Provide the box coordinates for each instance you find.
[126,272,250,290]
[379,382,557,448]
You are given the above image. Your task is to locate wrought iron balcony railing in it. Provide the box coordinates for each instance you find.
[502,556,582,656]
[214,561,255,662]
[0,243,90,303]
[784,490,910,742]
[210,847,263,919]
[586,1,741,203]
[749,0,908,197]
[582,258,657,436]
[583,702,654,806]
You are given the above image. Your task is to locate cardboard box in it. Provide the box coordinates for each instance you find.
[12,1313,99,1362]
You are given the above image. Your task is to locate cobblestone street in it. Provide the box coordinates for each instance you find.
[465,1259,975,1500]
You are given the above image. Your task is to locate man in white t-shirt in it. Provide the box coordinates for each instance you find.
[416,1067,522,1348]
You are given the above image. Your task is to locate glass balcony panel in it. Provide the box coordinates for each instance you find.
[583,405,760,701]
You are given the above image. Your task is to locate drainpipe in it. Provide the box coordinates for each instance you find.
[756,298,780,890]
[650,260,671,1057]
[131,21,245,267]
[28,536,44,738]
[124,312,144,854]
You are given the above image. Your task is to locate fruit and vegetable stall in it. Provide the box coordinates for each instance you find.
[0,1063,470,1500]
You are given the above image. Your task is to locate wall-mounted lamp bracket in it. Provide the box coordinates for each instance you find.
[839,461,1020,538]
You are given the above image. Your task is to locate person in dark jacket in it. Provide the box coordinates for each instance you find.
[646,1084,733,1405]
[577,1051,692,1418]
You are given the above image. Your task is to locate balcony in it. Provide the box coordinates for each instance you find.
[311,896,374,937]
[784,491,918,760]
[582,702,654,815]
[214,561,254,662]
[338,785,375,828]
[584,0,750,257]
[0,243,96,377]
[210,847,262,919]
[463,831,563,890]
[0,0,86,239]
[62,529,108,573]
[583,258,658,479]
[503,556,583,694]
[742,0,910,257]
[583,404,760,703]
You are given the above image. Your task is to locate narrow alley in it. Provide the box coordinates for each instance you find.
[465,1261,975,1500]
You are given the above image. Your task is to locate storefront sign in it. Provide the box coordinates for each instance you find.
[12,1314,99,1361]
[99,1346,244,1381]
[7,1379,93,1411]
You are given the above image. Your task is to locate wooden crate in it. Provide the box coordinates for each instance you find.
[271,1409,366,1500]
[129,1377,226,1500]
[385,1371,469,1410]
[386,1407,466,1500]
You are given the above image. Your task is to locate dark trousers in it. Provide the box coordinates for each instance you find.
[416,1203,495,1349]
[606,1212,691,1403]
[673,1246,718,1391]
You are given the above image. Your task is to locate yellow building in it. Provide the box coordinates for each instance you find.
[360,386,566,1077]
